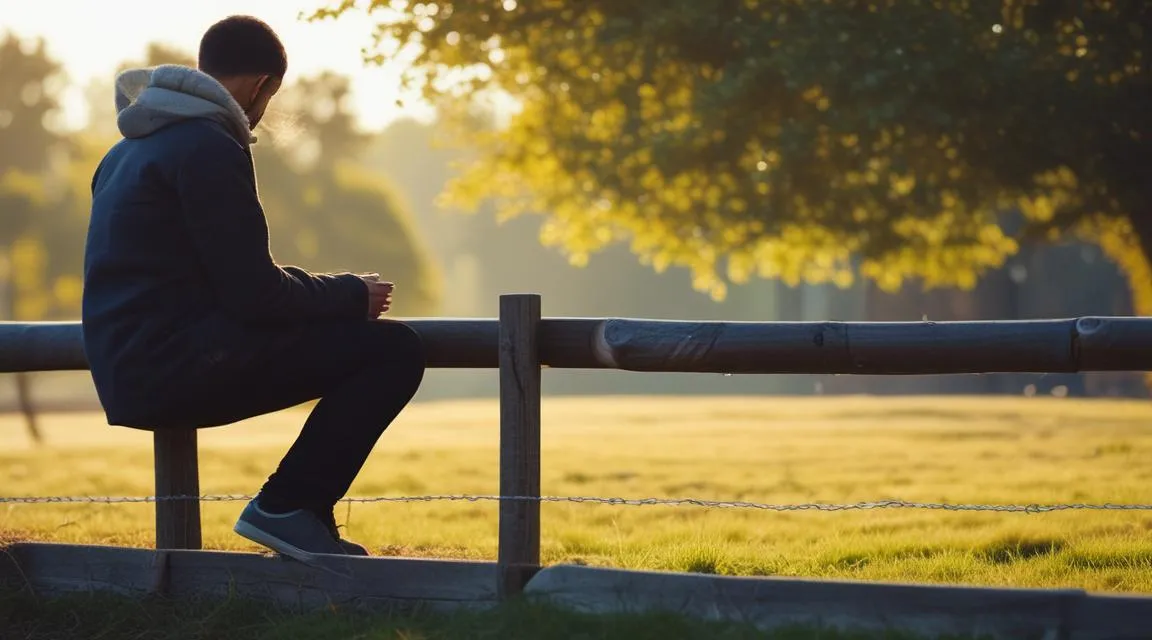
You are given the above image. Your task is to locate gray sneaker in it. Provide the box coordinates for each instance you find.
[234,499,349,564]
[315,509,370,557]
[336,537,369,556]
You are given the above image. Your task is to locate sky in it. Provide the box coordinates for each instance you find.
[1,0,432,131]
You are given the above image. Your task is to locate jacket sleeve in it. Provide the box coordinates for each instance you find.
[175,133,368,323]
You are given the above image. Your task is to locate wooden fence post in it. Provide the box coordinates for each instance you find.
[497,293,542,598]
[153,429,202,550]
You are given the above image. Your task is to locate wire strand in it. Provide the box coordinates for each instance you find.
[3,494,1151,513]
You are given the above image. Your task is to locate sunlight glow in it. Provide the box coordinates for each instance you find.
[0,0,433,131]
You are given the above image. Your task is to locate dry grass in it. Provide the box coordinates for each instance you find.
[3,395,1151,593]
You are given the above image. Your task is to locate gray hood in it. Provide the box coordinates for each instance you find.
[115,65,256,146]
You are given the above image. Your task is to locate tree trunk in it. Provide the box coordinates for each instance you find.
[14,371,40,443]
[1109,214,1152,394]
[0,248,42,444]
[1117,215,1152,318]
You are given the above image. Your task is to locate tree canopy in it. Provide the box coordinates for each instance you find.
[314,0,1149,300]
[0,31,82,321]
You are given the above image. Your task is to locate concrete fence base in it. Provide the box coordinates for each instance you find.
[1,543,498,613]
[4,543,1150,638]
[523,565,1152,640]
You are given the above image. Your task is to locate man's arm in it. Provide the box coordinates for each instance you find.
[175,132,368,323]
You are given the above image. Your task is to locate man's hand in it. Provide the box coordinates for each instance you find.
[359,273,394,319]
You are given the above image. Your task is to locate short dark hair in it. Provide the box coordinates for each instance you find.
[198,15,287,78]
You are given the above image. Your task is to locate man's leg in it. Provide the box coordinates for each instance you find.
[170,319,424,559]
[255,320,425,514]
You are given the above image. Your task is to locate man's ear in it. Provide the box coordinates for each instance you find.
[248,75,270,105]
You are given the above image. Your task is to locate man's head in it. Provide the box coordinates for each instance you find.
[198,15,287,130]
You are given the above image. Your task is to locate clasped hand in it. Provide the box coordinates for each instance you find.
[359,273,394,319]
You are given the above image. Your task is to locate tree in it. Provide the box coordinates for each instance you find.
[0,31,73,442]
[0,30,85,299]
[259,73,441,314]
[270,71,370,170]
[83,43,198,139]
[0,32,66,171]
[313,0,1149,305]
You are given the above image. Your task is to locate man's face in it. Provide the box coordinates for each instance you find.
[242,75,282,130]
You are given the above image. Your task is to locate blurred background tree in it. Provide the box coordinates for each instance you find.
[314,0,1148,306]
[0,31,79,443]
[260,69,441,313]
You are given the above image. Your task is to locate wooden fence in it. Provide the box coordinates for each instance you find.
[3,294,1152,600]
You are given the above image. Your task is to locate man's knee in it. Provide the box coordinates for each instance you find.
[365,320,425,378]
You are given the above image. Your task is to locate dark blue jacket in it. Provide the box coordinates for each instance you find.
[82,118,367,428]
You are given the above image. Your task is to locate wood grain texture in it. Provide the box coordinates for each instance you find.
[497,295,542,599]
[8,543,499,611]
[153,430,201,550]
[595,317,1152,374]
[1074,316,1152,371]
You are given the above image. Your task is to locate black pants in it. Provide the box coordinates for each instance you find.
[169,319,425,512]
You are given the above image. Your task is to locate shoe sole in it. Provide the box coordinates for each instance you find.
[233,519,332,567]
[340,544,369,556]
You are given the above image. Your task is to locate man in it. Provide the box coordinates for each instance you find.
[82,15,425,564]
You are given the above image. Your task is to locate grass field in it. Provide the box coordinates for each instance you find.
[3,395,1152,593]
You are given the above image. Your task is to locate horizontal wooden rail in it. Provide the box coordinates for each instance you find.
[597,316,1152,374]
[0,319,603,372]
[4,315,1152,374]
